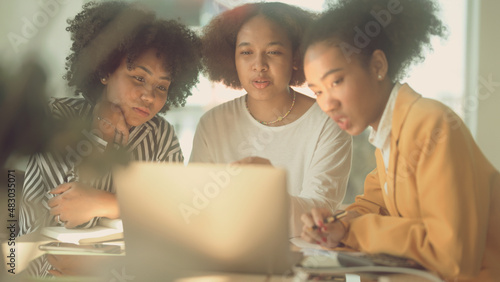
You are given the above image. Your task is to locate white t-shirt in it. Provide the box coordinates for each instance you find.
[190,95,352,236]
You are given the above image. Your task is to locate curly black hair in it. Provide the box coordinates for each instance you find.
[202,2,315,89]
[64,1,202,112]
[302,0,447,81]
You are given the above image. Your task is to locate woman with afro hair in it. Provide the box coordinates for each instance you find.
[300,0,500,280]
[19,1,202,240]
[190,2,352,236]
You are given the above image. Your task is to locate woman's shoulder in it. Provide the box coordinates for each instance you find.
[48,96,92,118]
[408,95,462,129]
[398,89,467,147]
[146,114,176,133]
[200,95,246,122]
[289,97,346,139]
[293,94,330,123]
[395,84,460,129]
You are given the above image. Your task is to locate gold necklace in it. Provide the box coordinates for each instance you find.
[246,90,296,125]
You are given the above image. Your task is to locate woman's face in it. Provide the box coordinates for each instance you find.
[235,15,294,100]
[102,48,171,127]
[304,41,387,135]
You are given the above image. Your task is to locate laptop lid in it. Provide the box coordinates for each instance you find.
[113,162,296,280]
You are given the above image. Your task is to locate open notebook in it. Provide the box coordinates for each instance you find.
[113,162,299,280]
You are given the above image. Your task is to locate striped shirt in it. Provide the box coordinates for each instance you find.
[19,97,183,236]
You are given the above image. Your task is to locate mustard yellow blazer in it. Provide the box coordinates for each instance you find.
[342,84,500,281]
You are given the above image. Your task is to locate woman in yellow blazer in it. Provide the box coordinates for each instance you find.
[300,0,500,281]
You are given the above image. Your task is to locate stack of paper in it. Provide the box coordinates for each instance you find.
[41,218,123,244]
[290,238,443,282]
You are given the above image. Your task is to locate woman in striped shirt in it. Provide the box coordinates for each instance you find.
[19,1,202,237]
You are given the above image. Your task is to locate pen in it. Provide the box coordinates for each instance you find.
[312,210,348,230]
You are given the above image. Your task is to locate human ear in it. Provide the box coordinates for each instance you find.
[370,50,388,81]
[292,49,300,71]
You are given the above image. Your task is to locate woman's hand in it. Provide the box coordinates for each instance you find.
[301,208,359,249]
[48,182,119,228]
[231,156,272,166]
[92,98,130,146]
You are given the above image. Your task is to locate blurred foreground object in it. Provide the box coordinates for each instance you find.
[0,60,53,166]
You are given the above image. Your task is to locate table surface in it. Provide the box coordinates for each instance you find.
[1,233,441,282]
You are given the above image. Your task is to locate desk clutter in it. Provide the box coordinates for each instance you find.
[291,237,442,282]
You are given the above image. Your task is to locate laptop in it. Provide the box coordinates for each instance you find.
[113,162,299,280]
